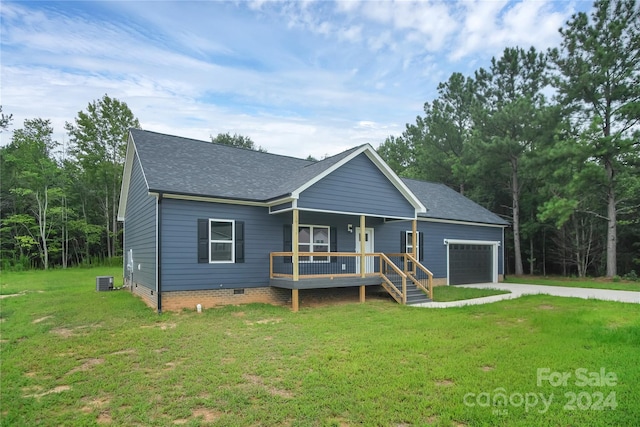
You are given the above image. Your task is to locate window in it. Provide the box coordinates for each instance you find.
[210,220,234,262]
[401,230,424,261]
[299,225,330,262]
[405,231,420,255]
[198,219,244,264]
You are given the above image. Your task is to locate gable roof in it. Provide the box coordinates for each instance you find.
[118,129,425,219]
[401,178,508,226]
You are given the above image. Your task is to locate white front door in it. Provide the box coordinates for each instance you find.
[355,228,375,274]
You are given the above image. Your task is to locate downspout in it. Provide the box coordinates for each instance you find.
[157,193,163,314]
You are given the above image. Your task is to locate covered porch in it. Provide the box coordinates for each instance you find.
[269,212,433,311]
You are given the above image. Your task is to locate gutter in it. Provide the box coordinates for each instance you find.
[157,192,163,314]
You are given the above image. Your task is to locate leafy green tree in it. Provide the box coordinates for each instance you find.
[377,134,416,178]
[0,106,12,131]
[2,119,61,269]
[472,46,550,276]
[413,73,477,194]
[549,0,640,277]
[211,132,266,152]
[65,94,140,259]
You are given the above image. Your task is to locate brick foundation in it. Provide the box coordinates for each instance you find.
[160,287,290,311]
[126,278,158,308]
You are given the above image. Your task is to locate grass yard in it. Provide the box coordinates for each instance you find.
[505,275,640,292]
[431,286,510,302]
[1,268,639,426]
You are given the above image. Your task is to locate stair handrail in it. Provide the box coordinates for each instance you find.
[379,253,408,304]
[405,253,434,300]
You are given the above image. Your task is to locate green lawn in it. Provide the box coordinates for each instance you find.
[505,275,640,292]
[1,268,639,426]
[432,286,510,302]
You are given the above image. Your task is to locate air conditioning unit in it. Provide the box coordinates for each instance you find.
[96,276,114,292]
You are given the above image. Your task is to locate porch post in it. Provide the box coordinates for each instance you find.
[292,289,299,312]
[359,285,365,303]
[360,215,366,278]
[412,218,418,274]
[292,209,299,312]
[293,209,299,282]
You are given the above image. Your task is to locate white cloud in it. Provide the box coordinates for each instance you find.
[0,0,592,158]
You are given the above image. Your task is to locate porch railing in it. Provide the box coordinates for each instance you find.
[384,253,434,301]
[270,252,379,278]
[379,253,407,304]
[270,251,433,305]
[405,253,434,300]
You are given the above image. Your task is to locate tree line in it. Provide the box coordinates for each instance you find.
[377,0,639,278]
[1,0,637,278]
[0,97,267,270]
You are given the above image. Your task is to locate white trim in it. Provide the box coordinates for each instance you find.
[444,239,500,285]
[298,224,331,263]
[355,227,375,252]
[404,230,420,255]
[362,148,427,214]
[208,219,235,264]
[290,144,426,215]
[418,217,507,228]
[159,193,268,207]
[268,199,295,214]
[289,206,415,220]
[355,227,375,273]
[118,134,152,221]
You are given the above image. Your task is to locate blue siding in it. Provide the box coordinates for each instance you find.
[297,153,415,218]
[375,220,504,279]
[161,199,288,291]
[123,152,157,290]
[160,206,384,291]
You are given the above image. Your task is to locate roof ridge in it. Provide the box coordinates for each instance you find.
[130,128,315,164]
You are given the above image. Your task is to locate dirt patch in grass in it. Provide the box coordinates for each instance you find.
[51,327,75,338]
[192,408,222,423]
[231,311,245,317]
[481,365,495,372]
[0,291,28,299]
[51,324,102,337]
[164,360,183,370]
[538,304,555,310]
[435,379,455,386]
[111,349,136,355]
[80,396,111,413]
[141,323,176,330]
[23,385,71,398]
[32,315,53,324]
[67,358,104,375]
[243,374,294,398]
[245,318,282,326]
[97,411,112,424]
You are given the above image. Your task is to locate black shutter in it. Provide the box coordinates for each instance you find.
[419,231,424,261]
[235,221,245,263]
[283,224,292,263]
[198,219,209,263]
[400,231,407,253]
[330,227,337,263]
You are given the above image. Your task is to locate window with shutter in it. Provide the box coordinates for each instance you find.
[197,219,244,263]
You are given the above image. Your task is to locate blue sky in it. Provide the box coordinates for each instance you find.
[1,0,591,158]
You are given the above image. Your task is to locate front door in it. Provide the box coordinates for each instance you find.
[355,228,375,274]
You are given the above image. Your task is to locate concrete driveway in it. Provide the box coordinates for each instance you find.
[411,282,640,308]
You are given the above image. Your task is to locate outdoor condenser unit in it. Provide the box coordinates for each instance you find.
[96,276,114,292]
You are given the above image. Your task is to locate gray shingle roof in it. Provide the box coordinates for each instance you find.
[129,129,507,226]
[401,178,508,225]
[130,129,361,202]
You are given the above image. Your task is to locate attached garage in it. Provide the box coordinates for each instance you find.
[446,240,500,285]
